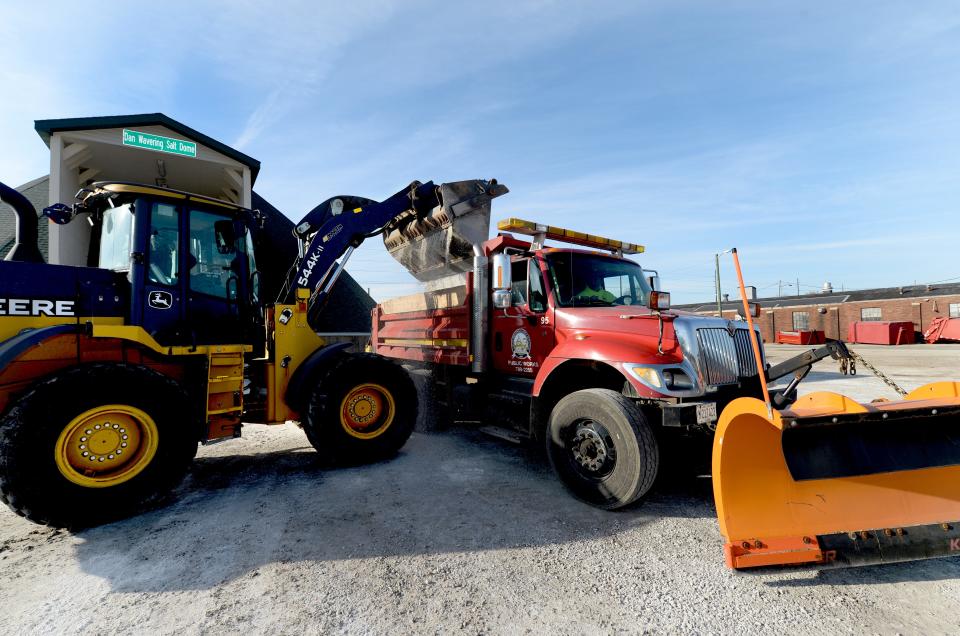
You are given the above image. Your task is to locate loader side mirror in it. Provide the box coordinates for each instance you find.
[647,275,661,291]
[214,220,237,255]
[749,302,761,318]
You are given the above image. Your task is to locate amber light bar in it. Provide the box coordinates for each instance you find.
[497,217,644,255]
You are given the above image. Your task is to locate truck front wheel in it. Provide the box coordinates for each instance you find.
[546,389,659,509]
[304,353,416,464]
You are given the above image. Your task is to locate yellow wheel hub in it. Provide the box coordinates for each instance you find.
[55,405,159,488]
[340,384,395,439]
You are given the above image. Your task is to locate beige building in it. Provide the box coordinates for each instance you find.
[1,113,374,343]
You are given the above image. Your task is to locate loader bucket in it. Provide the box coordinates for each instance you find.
[383,179,508,282]
[713,381,960,569]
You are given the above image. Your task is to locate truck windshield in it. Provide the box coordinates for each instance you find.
[546,252,652,307]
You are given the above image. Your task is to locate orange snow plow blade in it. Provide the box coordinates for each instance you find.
[713,381,960,569]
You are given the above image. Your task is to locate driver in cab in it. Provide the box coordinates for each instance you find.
[573,272,615,304]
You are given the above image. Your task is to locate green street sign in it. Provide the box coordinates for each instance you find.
[122,129,197,158]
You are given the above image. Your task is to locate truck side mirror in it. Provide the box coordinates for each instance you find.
[647,275,661,291]
[492,253,512,290]
[492,289,512,308]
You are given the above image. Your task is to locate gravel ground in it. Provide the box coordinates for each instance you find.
[1,345,959,634]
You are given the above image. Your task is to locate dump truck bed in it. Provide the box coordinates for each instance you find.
[372,278,472,366]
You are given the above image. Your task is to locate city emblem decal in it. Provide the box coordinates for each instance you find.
[511,328,532,359]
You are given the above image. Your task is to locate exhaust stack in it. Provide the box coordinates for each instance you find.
[383,179,507,282]
[1,181,44,263]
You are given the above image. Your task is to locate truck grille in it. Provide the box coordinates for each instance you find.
[696,328,761,386]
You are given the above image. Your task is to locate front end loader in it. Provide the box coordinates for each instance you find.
[0,176,503,527]
[713,249,960,569]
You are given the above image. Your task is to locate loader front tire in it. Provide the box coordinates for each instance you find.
[0,364,198,528]
[546,389,659,509]
[304,353,416,463]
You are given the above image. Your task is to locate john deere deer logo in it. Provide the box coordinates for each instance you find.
[148,291,173,309]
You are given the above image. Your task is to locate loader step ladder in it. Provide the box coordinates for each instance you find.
[205,350,245,442]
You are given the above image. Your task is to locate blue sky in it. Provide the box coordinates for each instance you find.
[2,1,959,303]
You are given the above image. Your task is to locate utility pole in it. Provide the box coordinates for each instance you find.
[796,277,800,297]
[715,253,722,316]
[715,249,733,316]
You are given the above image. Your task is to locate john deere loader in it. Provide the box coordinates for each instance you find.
[0,177,504,527]
[713,249,960,569]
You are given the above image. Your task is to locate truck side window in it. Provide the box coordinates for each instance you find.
[147,203,179,286]
[529,260,547,312]
[511,259,527,306]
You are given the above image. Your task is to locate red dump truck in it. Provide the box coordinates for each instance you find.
[371,212,960,571]
[372,218,770,509]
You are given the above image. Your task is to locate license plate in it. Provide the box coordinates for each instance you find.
[696,402,718,424]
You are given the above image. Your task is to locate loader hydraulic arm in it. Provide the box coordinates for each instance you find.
[766,339,852,407]
[282,180,442,325]
[284,178,507,331]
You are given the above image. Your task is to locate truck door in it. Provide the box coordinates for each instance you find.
[491,257,555,377]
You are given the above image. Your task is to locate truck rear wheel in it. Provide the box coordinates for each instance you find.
[546,388,659,509]
[304,353,416,463]
[0,364,198,527]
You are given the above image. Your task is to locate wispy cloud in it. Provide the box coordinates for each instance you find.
[3,1,960,304]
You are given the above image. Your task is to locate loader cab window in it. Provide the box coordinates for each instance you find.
[188,210,246,300]
[147,204,179,286]
[98,204,135,272]
[245,228,259,304]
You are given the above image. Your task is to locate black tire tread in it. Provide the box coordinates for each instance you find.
[0,363,198,528]
[303,353,417,464]
[546,388,659,509]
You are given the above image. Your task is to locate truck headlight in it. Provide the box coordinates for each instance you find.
[628,366,662,389]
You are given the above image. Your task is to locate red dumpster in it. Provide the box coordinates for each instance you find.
[775,330,825,345]
[924,317,960,343]
[847,321,915,345]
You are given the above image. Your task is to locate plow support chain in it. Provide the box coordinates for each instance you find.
[713,381,960,569]
[383,179,508,282]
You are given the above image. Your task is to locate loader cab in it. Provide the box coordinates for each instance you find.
[87,183,263,348]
